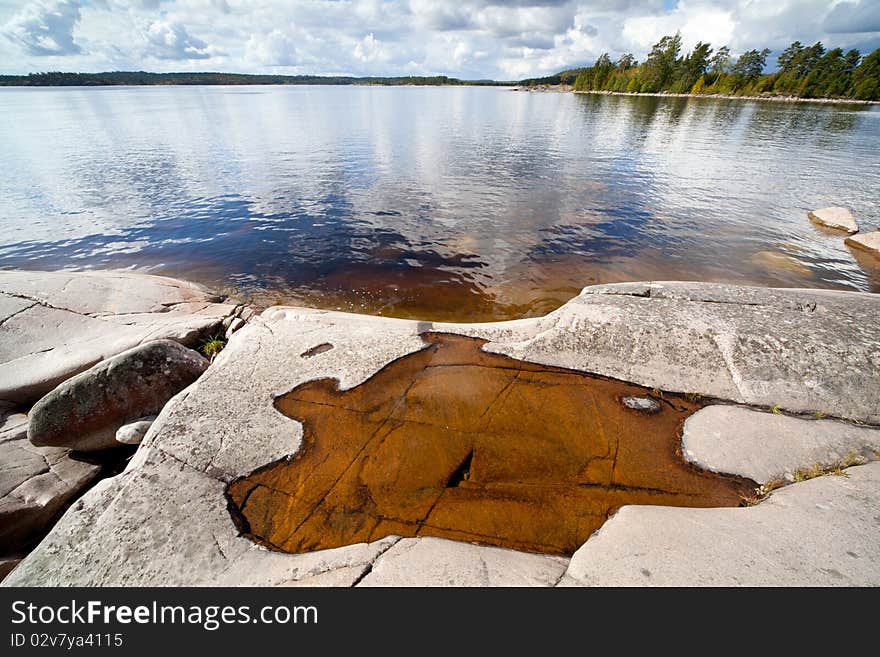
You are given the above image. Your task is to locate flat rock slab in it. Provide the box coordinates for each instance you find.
[0,419,101,552]
[808,207,859,233]
[0,270,238,406]
[28,340,207,451]
[683,406,880,484]
[356,537,569,587]
[4,281,880,586]
[845,231,880,258]
[559,462,880,586]
[497,282,880,424]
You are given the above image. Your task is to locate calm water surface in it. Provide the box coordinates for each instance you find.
[1,86,878,321]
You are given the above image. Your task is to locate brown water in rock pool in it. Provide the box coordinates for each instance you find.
[227,334,755,556]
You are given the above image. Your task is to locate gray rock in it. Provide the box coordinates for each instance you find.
[28,340,207,451]
[356,538,568,587]
[0,413,28,443]
[683,405,880,484]
[0,432,100,552]
[114,417,157,446]
[487,282,880,424]
[808,207,859,234]
[0,270,238,406]
[559,462,880,586]
[621,395,661,413]
[0,557,21,582]
[225,317,244,339]
[4,281,880,586]
[845,231,880,258]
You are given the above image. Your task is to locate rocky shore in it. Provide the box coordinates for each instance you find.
[2,270,879,586]
[572,89,880,105]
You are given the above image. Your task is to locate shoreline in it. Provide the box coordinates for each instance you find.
[570,88,880,106]
[3,271,879,586]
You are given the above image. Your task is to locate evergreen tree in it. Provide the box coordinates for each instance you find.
[642,33,683,92]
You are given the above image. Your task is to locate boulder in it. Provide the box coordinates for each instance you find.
[1,418,100,551]
[115,417,157,446]
[28,340,207,451]
[0,270,238,406]
[808,207,859,233]
[845,231,880,259]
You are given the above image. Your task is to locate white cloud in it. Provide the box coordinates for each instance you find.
[0,0,878,78]
[245,28,297,66]
[2,0,82,56]
[144,20,214,60]
[354,32,390,63]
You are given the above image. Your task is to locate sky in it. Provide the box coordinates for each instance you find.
[1,0,879,79]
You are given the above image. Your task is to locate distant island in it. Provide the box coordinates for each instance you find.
[3,35,878,102]
[0,71,508,87]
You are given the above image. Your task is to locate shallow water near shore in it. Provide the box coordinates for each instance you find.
[1,85,878,321]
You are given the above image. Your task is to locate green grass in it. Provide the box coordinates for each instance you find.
[199,333,226,361]
[741,451,869,507]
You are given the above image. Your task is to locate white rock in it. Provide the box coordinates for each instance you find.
[682,405,880,484]
[845,231,880,258]
[808,207,859,234]
[115,417,157,446]
[0,433,100,552]
[0,270,237,406]
[560,462,880,586]
[356,538,568,587]
[225,317,245,339]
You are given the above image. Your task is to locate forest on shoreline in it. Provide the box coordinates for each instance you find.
[561,35,880,101]
[0,71,503,87]
[3,35,879,101]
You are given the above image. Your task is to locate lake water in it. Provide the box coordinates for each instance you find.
[1,86,878,321]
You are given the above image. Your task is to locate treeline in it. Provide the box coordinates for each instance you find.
[571,34,880,100]
[0,71,505,87]
[518,68,584,87]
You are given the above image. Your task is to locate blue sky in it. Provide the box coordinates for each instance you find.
[1,1,879,78]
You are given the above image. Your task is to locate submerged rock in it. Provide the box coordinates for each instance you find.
[621,395,662,414]
[750,250,812,277]
[28,340,207,452]
[845,231,880,258]
[808,207,859,234]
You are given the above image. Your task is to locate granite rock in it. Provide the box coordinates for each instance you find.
[28,340,207,452]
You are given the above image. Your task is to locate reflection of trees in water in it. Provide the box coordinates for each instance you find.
[2,88,878,320]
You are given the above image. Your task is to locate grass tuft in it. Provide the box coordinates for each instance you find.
[740,451,869,507]
[199,333,226,362]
